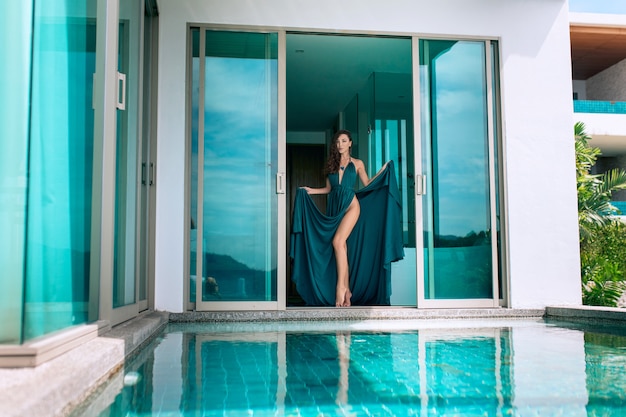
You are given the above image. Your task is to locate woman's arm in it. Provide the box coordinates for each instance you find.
[301,178,331,195]
[356,159,388,187]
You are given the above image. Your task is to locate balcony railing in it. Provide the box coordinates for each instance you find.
[574,100,626,114]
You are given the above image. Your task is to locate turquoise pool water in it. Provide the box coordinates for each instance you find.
[72,319,626,416]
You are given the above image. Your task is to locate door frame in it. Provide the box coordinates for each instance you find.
[109,0,156,325]
[414,38,505,309]
[184,25,508,311]
[187,26,287,311]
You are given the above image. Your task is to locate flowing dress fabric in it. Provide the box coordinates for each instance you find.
[290,160,404,306]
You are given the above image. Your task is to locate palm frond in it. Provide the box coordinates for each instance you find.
[582,280,624,307]
[574,121,590,142]
[600,168,626,193]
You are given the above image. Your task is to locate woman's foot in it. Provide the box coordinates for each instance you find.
[343,290,352,307]
[335,288,352,307]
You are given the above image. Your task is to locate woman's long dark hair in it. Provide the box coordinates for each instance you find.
[325,129,352,174]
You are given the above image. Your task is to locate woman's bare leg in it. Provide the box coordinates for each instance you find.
[333,198,360,307]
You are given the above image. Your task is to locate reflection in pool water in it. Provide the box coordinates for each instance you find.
[73,319,626,416]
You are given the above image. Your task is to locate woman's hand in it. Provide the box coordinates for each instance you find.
[301,179,331,195]
[376,161,389,176]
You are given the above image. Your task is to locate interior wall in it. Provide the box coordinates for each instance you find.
[155,0,580,311]
[287,131,326,144]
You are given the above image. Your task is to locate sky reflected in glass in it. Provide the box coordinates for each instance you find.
[200,56,277,272]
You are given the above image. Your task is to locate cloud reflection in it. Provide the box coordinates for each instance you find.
[431,41,491,237]
[198,56,277,270]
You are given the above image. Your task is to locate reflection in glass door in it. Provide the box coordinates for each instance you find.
[189,29,280,310]
[418,39,501,306]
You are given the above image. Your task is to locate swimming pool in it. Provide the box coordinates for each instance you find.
[71,318,626,416]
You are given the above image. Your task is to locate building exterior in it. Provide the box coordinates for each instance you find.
[1,0,584,366]
[570,12,626,211]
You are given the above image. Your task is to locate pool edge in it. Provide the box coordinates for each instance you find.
[6,306,626,417]
[0,311,169,417]
[546,305,626,325]
[170,307,546,322]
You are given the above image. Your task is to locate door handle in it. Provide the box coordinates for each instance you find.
[116,72,126,110]
[416,174,427,195]
[276,172,285,194]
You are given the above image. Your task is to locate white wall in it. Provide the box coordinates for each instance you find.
[574,112,626,156]
[155,0,581,311]
[577,113,626,137]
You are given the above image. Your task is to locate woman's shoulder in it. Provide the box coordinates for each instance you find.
[351,157,365,169]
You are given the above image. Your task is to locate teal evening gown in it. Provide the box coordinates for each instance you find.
[290,160,404,306]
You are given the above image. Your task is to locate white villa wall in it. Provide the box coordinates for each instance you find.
[577,113,626,138]
[155,0,581,312]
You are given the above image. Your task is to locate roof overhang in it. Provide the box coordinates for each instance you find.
[570,12,626,80]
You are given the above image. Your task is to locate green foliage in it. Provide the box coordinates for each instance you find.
[580,222,626,306]
[575,121,626,307]
[581,221,626,270]
[582,277,624,307]
[576,122,626,239]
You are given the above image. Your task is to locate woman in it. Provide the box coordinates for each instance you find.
[294,129,401,307]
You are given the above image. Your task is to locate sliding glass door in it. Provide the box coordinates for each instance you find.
[417,39,503,307]
[10,0,99,342]
[111,0,155,324]
[186,30,504,310]
[189,28,283,310]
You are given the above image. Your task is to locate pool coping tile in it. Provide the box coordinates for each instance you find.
[169,307,546,323]
[546,305,626,325]
[0,311,168,417]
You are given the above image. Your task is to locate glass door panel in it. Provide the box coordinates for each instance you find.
[113,0,142,310]
[18,0,98,341]
[191,29,279,308]
[371,71,416,306]
[137,9,158,309]
[419,39,498,304]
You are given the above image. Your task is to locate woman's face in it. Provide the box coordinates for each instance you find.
[336,133,352,155]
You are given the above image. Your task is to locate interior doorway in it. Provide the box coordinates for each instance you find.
[285,33,417,306]
[286,144,326,305]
